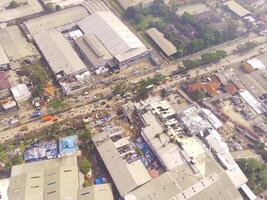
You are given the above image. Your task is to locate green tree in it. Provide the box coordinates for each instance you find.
[237,159,267,195]
[11,154,23,165]
[123,7,138,19]
[55,5,61,11]
[83,179,91,187]
[80,158,92,175]
[8,0,18,9]
[49,98,67,113]
[45,3,55,13]
[191,90,206,102]
[160,88,167,98]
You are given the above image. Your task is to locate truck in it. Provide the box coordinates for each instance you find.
[41,115,54,122]
[31,111,41,118]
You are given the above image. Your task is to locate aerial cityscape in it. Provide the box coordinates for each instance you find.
[0,0,266,200]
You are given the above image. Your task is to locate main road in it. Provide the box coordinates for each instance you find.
[0,33,266,143]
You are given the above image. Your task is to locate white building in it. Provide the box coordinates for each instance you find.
[11,84,31,102]
[0,43,9,70]
[0,178,9,200]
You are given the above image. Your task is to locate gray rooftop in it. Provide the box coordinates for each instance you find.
[0,25,38,61]
[78,183,114,200]
[0,43,9,65]
[33,31,87,76]
[8,156,79,200]
[93,139,151,196]
[76,33,112,68]
[78,11,148,63]
[0,0,43,23]
[24,6,89,35]
[126,154,243,200]
[117,0,153,10]
[146,27,177,57]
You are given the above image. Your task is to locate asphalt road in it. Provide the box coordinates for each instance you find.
[0,33,266,143]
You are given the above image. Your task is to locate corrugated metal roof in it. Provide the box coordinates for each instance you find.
[224,1,251,17]
[78,11,147,62]
[0,43,9,65]
[146,27,177,57]
[33,31,87,76]
[24,6,89,35]
[76,33,112,67]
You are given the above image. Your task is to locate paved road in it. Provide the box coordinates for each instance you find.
[0,34,266,143]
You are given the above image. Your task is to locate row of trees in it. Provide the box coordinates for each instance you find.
[183,50,227,69]
[236,41,259,53]
[123,1,238,58]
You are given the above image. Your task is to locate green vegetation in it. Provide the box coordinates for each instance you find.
[236,41,259,53]
[237,159,267,195]
[49,98,67,113]
[123,0,238,58]
[83,179,91,187]
[183,50,227,69]
[190,90,206,102]
[55,5,61,11]
[79,157,92,175]
[44,3,55,13]
[21,63,49,97]
[136,74,165,100]
[160,88,168,98]
[112,81,132,96]
[135,148,144,156]
[8,0,18,9]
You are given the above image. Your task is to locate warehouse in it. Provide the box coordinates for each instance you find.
[24,6,89,35]
[75,33,113,72]
[33,31,88,76]
[8,156,79,200]
[146,27,177,57]
[0,25,39,62]
[0,44,9,70]
[117,0,153,10]
[224,0,251,18]
[0,0,43,23]
[78,11,149,68]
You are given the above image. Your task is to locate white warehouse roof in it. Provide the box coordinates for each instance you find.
[0,43,9,66]
[33,31,87,76]
[78,11,148,62]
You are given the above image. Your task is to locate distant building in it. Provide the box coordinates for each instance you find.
[78,12,149,68]
[0,0,43,23]
[0,44,9,70]
[241,58,266,73]
[146,27,177,57]
[117,0,153,10]
[24,6,89,35]
[224,1,251,18]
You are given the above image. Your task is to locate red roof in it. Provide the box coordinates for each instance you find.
[224,84,238,95]
[0,72,10,90]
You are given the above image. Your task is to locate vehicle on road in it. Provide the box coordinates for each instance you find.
[31,111,41,118]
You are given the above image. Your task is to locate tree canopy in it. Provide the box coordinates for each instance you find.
[237,159,267,195]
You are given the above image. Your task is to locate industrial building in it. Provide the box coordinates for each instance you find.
[146,27,177,57]
[24,6,89,35]
[0,71,11,98]
[78,11,149,68]
[92,130,151,197]
[120,98,256,200]
[0,43,9,70]
[33,31,88,76]
[75,33,113,72]
[10,84,31,102]
[0,0,43,23]
[224,0,251,18]
[117,0,153,10]
[8,156,79,200]
[0,25,39,62]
